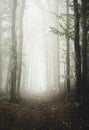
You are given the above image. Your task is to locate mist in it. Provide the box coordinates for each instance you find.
[1,0,73,98]
[0,0,89,130]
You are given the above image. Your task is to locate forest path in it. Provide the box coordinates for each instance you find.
[0,98,89,130]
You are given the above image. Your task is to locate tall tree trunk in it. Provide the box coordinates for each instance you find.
[74,0,82,103]
[56,0,60,92]
[66,0,70,97]
[0,0,4,92]
[10,0,17,101]
[81,0,87,103]
[0,13,2,91]
[17,0,26,98]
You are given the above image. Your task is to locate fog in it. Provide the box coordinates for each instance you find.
[0,0,75,99]
[21,0,66,97]
[0,1,89,129]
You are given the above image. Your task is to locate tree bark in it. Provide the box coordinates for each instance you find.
[0,12,2,91]
[10,0,18,101]
[66,0,70,97]
[17,0,26,98]
[74,0,82,103]
[81,0,88,102]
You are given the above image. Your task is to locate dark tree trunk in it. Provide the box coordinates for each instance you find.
[81,0,88,102]
[10,0,17,101]
[66,0,70,97]
[74,0,82,103]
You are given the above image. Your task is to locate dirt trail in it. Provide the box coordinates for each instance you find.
[0,99,89,130]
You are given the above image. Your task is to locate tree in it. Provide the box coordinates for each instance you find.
[50,3,73,97]
[0,2,3,91]
[66,0,71,97]
[17,0,26,98]
[74,0,82,103]
[81,0,88,103]
[10,0,18,101]
[0,0,6,92]
[86,0,89,89]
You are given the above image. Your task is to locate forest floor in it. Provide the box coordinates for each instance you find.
[0,96,89,130]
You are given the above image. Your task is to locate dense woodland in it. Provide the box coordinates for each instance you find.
[0,0,89,130]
